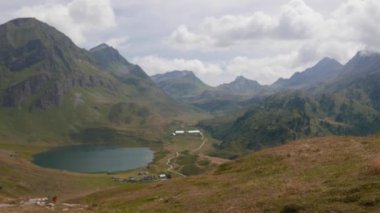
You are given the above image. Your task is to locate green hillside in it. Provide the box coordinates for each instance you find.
[199,52,380,157]
[76,135,380,212]
[0,18,197,143]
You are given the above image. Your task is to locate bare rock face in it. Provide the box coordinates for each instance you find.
[0,18,122,110]
[1,74,50,107]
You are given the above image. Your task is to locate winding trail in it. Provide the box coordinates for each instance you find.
[166,132,207,177]
[191,132,207,154]
[166,152,186,177]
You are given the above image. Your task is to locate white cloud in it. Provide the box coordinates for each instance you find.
[332,0,380,51]
[162,0,380,85]
[226,53,302,85]
[14,0,116,45]
[167,25,215,50]
[132,55,224,85]
[168,0,323,50]
[200,12,276,46]
[166,0,380,57]
[275,0,323,39]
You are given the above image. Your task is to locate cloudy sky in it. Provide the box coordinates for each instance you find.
[0,0,379,86]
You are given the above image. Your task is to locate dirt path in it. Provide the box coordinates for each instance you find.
[166,152,186,177]
[191,133,230,165]
[166,132,208,177]
[199,153,230,165]
[191,132,207,154]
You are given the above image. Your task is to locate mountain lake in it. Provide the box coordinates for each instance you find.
[32,145,154,173]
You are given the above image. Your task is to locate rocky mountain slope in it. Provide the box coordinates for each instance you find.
[273,57,343,90]
[0,18,188,143]
[151,70,212,100]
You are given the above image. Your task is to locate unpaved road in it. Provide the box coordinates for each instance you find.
[166,152,186,177]
[166,132,207,177]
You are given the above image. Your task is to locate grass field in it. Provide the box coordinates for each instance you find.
[71,135,380,212]
[9,132,380,212]
[0,144,118,204]
[0,130,221,208]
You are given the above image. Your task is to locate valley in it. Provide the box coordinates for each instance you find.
[0,13,380,213]
[0,128,224,212]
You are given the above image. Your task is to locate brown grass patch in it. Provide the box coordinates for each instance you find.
[368,155,380,175]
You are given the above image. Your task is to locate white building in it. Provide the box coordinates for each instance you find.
[187,130,201,134]
[159,174,167,180]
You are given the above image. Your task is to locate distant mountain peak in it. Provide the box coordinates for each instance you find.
[90,43,113,52]
[272,57,343,89]
[0,17,75,45]
[171,70,196,77]
[357,49,380,57]
[6,17,39,25]
[90,43,122,58]
[338,50,380,80]
[89,43,131,68]
[227,75,260,86]
[234,75,248,81]
[153,70,197,81]
[314,57,342,68]
[89,43,150,79]
[346,50,380,66]
[151,70,211,99]
[235,75,246,80]
[217,75,263,95]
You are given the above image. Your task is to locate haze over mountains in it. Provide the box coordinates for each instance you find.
[152,56,350,100]
[151,71,272,113]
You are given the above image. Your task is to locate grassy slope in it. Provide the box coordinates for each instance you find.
[0,143,117,203]
[0,81,208,143]
[202,87,380,158]
[0,85,120,143]
[77,135,380,212]
[0,131,219,211]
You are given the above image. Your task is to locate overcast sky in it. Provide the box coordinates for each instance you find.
[0,0,379,86]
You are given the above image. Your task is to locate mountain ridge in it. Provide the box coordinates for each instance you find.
[200,52,380,157]
[273,57,343,89]
[151,70,212,100]
[0,18,192,143]
[217,75,266,96]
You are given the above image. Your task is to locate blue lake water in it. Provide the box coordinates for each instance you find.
[32,145,154,173]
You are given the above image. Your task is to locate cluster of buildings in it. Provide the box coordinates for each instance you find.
[111,173,171,183]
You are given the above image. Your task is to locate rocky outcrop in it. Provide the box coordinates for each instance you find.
[0,72,119,110]
[1,74,50,107]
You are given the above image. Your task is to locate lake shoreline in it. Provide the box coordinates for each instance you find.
[32,144,155,173]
